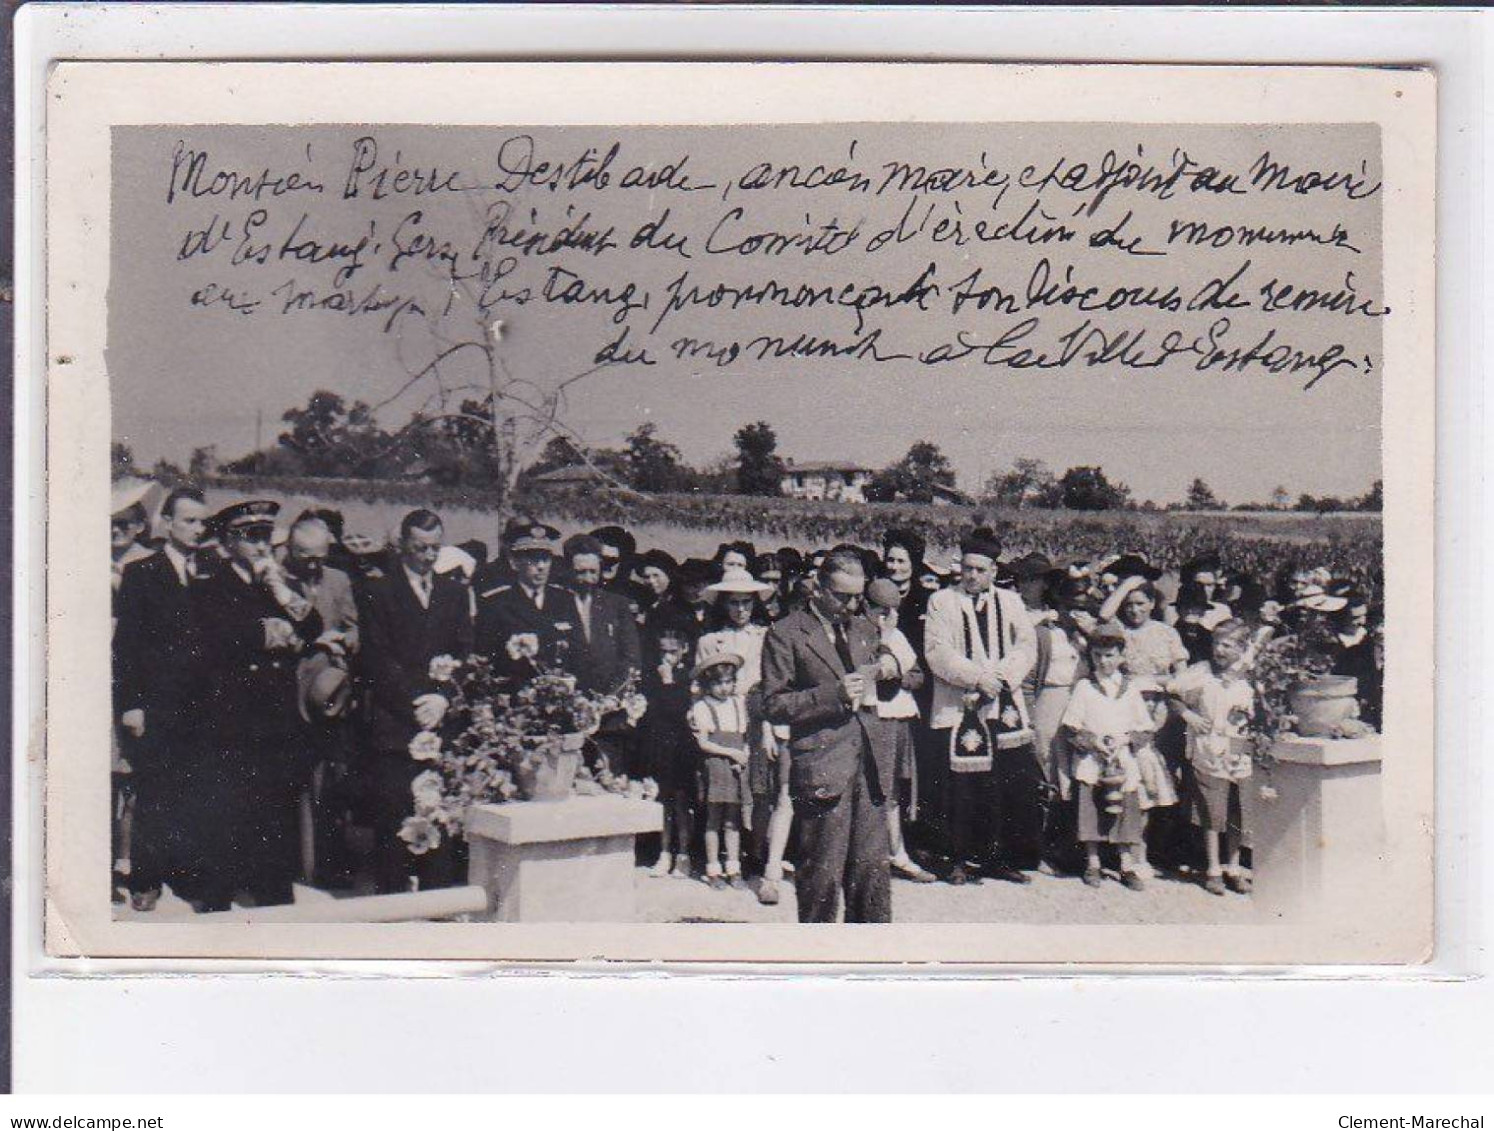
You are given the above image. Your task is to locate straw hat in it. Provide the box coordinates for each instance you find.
[692,634,745,681]
[708,567,774,597]
[110,477,155,519]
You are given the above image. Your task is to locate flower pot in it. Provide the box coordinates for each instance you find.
[1288,676,1360,738]
[515,733,586,802]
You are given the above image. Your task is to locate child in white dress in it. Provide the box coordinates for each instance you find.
[1060,621,1157,891]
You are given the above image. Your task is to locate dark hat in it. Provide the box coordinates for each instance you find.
[456,540,488,568]
[752,552,783,582]
[1175,580,1212,611]
[882,527,926,564]
[298,651,353,723]
[1232,574,1268,616]
[211,499,279,538]
[715,540,757,564]
[959,526,1002,563]
[562,533,606,561]
[677,557,720,587]
[1102,553,1161,582]
[503,517,561,556]
[777,547,805,575]
[1052,575,1093,610]
[649,601,698,640]
[635,549,678,577]
[1006,552,1055,584]
[590,525,636,559]
[1089,619,1128,649]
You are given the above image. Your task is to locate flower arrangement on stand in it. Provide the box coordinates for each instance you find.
[1245,612,1371,806]
[398,654,653,856]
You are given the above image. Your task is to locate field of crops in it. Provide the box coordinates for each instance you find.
[206,475,1384,594]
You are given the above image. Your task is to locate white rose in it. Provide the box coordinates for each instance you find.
[408,730,443,762]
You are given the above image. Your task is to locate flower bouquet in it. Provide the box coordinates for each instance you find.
[399,654,652,856]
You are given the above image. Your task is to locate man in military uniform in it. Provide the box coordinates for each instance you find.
[474,518,579,683]
[191,500,325,911]
[114,486,209,910]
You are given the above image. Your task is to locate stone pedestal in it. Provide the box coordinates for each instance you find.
[465,795,662,922]
[1252,735,1385,918]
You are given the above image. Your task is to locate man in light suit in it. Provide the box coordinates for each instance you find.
[761,548,898,923]
[924,527,1043,885]
[281,513,361,886]
[359,508,474,893]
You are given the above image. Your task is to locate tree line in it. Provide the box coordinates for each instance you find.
[111,388,1382,514]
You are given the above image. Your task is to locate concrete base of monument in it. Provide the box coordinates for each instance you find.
[466,795,664,923]
[1252,735,1385,922]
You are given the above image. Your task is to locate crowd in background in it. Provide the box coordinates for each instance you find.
[109,478,1385,919]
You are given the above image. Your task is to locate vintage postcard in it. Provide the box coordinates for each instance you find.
[40,61,1434,963]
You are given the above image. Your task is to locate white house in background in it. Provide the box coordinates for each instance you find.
[779,459,874,503]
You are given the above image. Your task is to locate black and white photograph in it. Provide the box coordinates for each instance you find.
[42,61,1435,963]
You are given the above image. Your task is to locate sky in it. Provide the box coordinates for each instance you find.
[108,121,1384,505]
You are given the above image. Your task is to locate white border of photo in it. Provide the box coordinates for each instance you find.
[12,3,1487,1093]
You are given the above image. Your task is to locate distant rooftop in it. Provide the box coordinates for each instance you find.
[530,464,611,484]
[782,460,874,475]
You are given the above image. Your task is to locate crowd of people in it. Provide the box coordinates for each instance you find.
[110,478,1385,922]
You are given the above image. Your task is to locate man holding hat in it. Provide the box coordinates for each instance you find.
[475,517,577,683]
[923,526,1043,885]
[190,499,325,910]
[280,513,361,887]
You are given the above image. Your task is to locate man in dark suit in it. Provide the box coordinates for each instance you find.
[191,500,325,911]
[473,518,577,682]
[359,508,474,894]
[561,533,643,774]
[114,486,209,911]
[761,548,898,923]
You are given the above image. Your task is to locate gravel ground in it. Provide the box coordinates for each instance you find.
[635,864,1259,926]
[117,861,1257,926]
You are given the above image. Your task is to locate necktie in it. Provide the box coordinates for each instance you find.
[418,576,431,608]
[832,620,856,673]
[974,595,991,654]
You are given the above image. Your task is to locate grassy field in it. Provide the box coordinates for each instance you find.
[205,474,1383,585]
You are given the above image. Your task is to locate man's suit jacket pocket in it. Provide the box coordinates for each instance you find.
[788,728,855,804]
